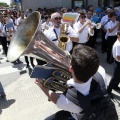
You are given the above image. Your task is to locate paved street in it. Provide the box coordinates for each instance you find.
[0,39,120,120]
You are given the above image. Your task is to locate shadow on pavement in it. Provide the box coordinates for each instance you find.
[0,99,15,115]
[12,63,26,70]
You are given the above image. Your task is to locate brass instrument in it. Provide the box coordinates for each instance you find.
[91,22,101,29]
[8,28,13,41]
[58,23,70,50]
[7,11,71,92]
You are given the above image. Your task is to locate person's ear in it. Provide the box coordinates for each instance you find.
[69,66,73,73]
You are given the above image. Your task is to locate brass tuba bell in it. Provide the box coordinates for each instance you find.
[7,11,71,92]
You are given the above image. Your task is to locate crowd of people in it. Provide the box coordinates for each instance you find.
[0,4,120,120]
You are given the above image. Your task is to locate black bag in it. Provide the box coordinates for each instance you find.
[64,72,118,120]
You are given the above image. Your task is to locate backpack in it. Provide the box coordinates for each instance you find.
[63,72,118,120]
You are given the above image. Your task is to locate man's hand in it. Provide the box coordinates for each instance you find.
[35,78,44,87]
[35,78,60,104]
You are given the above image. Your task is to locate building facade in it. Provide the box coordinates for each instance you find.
[22,0,72,11]
[13,0,120,11]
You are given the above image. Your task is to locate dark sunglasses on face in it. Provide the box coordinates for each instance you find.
[80,16,86,19]
[54,17,62,20]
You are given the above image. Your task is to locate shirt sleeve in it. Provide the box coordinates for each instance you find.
[68,25,78,37]
[88,27,94,36]
[73,23,79,33]
[56,94,83,113]
[107,22,111,30]
[116,46,120,57]
[97,66,108,88]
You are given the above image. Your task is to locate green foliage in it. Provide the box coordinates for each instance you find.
[0,2,9,7]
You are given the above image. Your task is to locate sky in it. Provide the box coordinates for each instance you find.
[0,0,11,5]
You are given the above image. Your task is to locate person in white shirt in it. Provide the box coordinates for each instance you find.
[73,11,94,46]
[106,12,118,64]
[107,31,120,95]
[41,15,53,31]
[35,44,108,120]
[0,15,7,56]
[17,11,26,27]
[100,8,113,53]
[44,12,79,53]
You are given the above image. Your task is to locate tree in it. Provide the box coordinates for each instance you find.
[0,2,9,8]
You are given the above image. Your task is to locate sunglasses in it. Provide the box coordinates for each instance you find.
[80,16,86,18]
[54,17,62,20]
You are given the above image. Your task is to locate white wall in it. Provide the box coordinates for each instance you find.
[22,0,72,11]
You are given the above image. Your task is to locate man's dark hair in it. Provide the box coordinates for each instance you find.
[110,12,116,18]
[71,45,99,83]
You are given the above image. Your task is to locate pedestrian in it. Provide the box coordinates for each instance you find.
[107,31,120,94]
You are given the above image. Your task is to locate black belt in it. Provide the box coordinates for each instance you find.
[115,60,120,65]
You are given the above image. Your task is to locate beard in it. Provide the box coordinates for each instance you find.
[54,22,61,27]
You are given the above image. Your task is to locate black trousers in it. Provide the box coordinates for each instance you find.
[101,30,107,52]
[0,36,8,56]
[107,61,120,93]
[25,56,34,67]
[107,36,117,62]
[36,59,47,65]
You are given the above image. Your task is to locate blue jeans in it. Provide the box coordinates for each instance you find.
[0,82,5,95]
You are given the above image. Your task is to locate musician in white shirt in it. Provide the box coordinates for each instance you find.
[44,12,79,53]
[106,12,118,64]
[0,15,8,56]
[100,8,113,53]
[41,15,53,31]
[73,11,94,45]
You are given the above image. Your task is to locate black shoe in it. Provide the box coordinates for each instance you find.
[16,60,23,64]
[0,94,6,100]
[6,60,9,62]
[11,61,17,64]
[113,87,120,91]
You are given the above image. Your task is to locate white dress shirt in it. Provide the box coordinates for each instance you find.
[44,25,78,52]
[100,15,110,30]
[56,66,107,120]
[107,20,118,36]
[73,21,94,43]
[112,39,120,62]
[0,22,5,37]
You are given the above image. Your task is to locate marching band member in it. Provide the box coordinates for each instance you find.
[106,12,119,64]
[17,11,26,27]
[100,8,113,53]
[41,15,53,31]
[4,18,22,63]
[107,31,120,95]
[44,12,79,53]
[73,11,94,46]
[0,14,7,57]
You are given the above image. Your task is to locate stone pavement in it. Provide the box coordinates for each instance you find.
[0,41,120,120]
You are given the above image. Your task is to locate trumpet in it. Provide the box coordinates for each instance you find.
[90,22,101,29]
